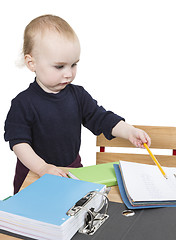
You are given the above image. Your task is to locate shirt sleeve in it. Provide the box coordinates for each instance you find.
[4,97,33,150]
[80,87,125,140]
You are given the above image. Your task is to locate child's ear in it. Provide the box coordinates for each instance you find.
[24,54,36,72]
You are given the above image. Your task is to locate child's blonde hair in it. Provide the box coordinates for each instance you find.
[23,14,76,56]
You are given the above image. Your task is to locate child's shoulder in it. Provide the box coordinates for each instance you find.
[11,83,34,104]
[13,89,30,100]
[69,83,84,91]
[69,84,90,96]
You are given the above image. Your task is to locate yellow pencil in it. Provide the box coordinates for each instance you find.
[143,143,168,179]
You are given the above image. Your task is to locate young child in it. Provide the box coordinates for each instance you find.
[4,14,151,194]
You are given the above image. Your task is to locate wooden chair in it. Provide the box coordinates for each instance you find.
[96,125,176,167]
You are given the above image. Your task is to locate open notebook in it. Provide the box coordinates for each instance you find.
[114,161,176,209]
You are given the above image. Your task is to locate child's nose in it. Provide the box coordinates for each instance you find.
[63,68,72,78]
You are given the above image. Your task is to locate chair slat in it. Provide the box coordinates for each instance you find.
[96,125,176,149]
[96,152,176,167]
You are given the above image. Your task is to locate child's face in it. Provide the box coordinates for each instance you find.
[26,30,80,93]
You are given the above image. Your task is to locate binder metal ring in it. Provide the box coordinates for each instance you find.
[66,189,110,235]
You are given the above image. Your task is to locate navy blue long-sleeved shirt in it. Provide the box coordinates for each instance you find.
[4,80,124,192]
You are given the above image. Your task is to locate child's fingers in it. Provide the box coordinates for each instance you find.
[138,131,151,147]
[129,128,151,149]
[40,164,68,178]
[57,168,68,178]
[143,132,151,147]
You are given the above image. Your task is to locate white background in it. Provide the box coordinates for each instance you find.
[0,0,176,200]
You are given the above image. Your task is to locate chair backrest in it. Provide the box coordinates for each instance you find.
[96,125,176,167]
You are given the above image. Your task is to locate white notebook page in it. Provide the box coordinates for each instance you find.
[119,160,176,202]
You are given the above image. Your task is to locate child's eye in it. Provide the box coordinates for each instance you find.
[71,63,77,68]
[54,65,64,69]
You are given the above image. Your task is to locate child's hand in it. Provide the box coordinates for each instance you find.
[128,127,151,148]
[112,121,151,148]
[37,163,68,178]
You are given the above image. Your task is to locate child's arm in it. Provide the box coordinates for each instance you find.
[13,143,68,177]
[112,120,151,148]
